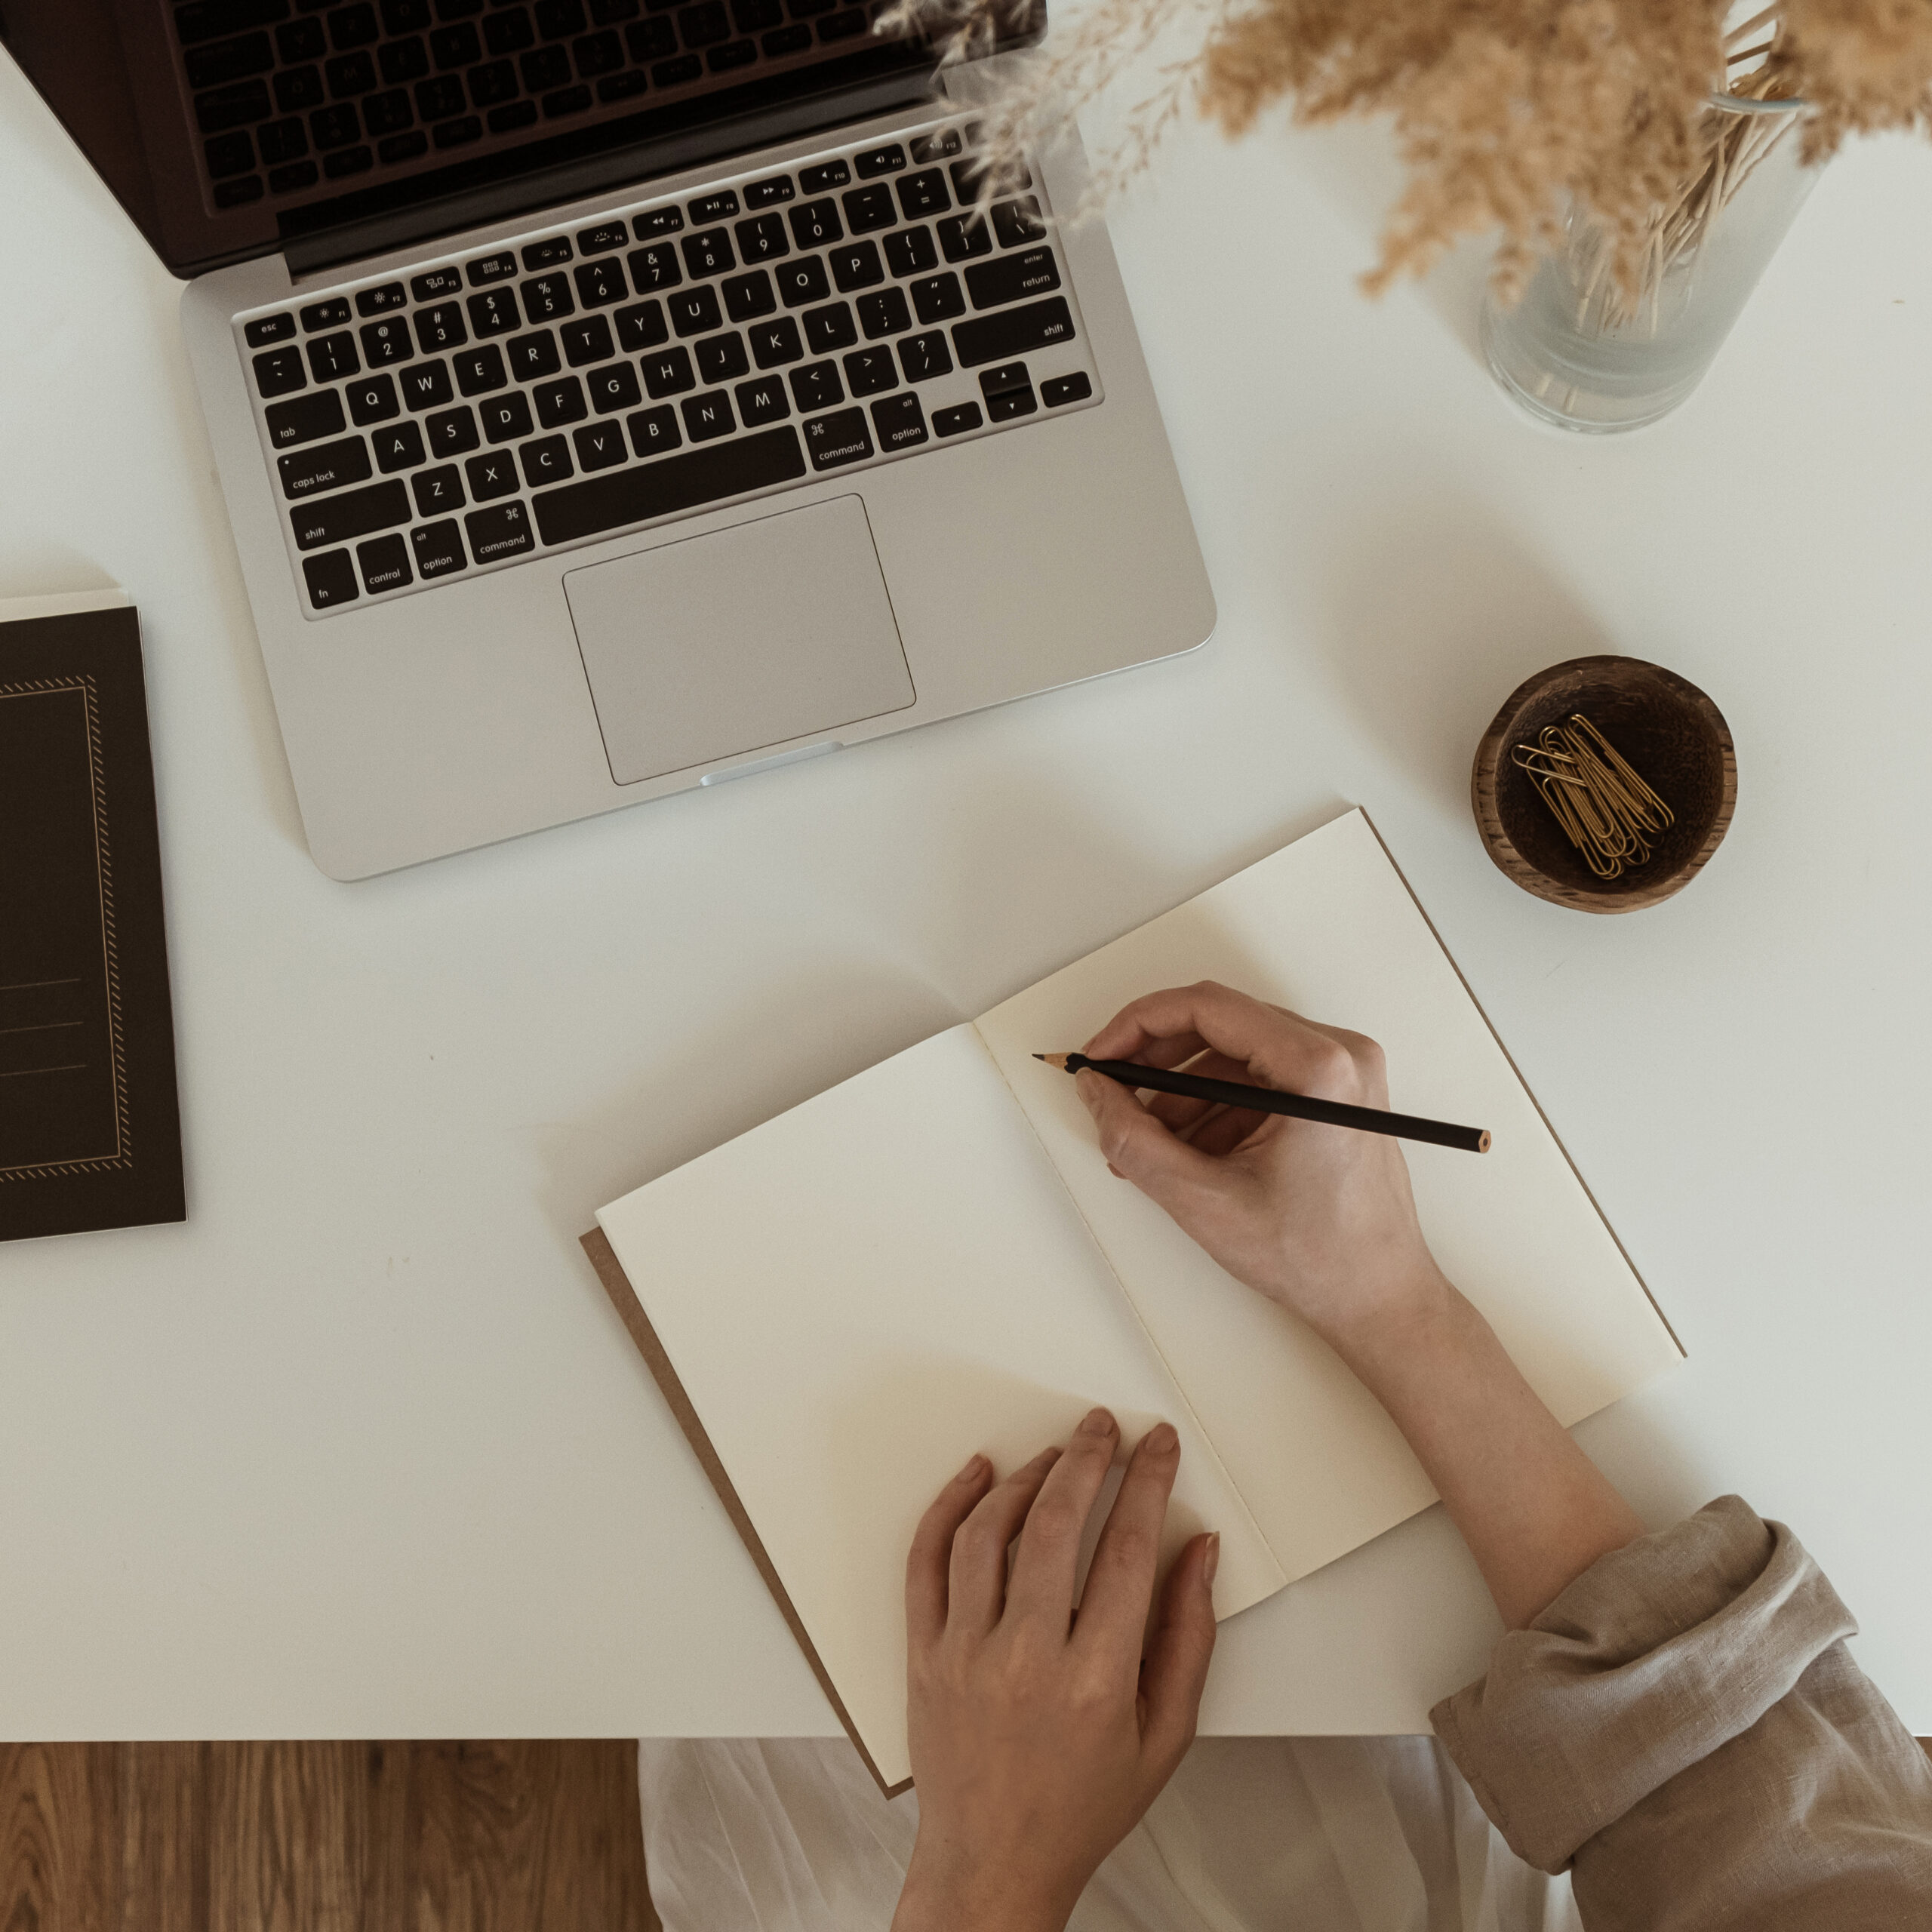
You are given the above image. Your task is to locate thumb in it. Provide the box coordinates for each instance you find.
[1140,1531,1218,1776]
[1076,1069,1224,1217]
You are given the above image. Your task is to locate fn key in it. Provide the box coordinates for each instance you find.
[303,549,358,610]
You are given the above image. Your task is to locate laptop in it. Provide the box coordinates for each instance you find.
[4,2,1215,879]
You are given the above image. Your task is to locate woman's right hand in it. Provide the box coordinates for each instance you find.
[1073,982,1450,1349]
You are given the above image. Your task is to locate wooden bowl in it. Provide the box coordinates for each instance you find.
[1471,656,1737,913]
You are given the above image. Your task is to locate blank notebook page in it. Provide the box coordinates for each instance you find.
[595,1024,1284,1792]
[974,810,1684,1583]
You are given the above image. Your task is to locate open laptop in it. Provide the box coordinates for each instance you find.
[4,2,1215,878]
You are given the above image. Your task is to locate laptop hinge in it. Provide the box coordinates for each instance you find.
[281,70,943,283]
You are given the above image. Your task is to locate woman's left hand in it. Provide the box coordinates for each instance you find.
[891,1408,1219,1932]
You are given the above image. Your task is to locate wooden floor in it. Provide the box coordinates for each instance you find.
[0,1743,660,1932]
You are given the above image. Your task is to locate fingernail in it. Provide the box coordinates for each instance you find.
[958,1454,989,1482]
[1203,1533,1220,1587]
[1144,1423,1179,1457]
[1079,1407,1117,1438]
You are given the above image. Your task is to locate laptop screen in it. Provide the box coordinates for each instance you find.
[2,0,990,278]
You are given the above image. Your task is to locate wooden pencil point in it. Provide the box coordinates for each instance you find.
[1035,1052,1072,1070]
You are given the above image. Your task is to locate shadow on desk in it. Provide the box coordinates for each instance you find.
[0,1741,660,1931]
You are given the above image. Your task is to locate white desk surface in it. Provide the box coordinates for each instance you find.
[4,47,1930,1743]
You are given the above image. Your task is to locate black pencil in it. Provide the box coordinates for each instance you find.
[1034,1053,1491,1155]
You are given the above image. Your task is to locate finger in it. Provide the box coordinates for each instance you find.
[1075,1070,1232,1220]
[906,1454,992,1651]
[1139,1532,1219,1775]
[1073,1423,1182,1669]
[1185,1106,1272,1158]
[1085,984,1371,1103]
[1141,1051,1256,1134]
[946,1446,1061,1636]
[1003,1407,1121,1629]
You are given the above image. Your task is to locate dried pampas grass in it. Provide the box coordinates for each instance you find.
[878,0,1932,301]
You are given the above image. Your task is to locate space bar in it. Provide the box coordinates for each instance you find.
[533,426,808,546]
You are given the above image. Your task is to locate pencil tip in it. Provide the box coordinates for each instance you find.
[1032,1053,1048,1060]
[1034,1052,1073,1071]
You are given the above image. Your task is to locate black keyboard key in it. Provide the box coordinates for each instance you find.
[484,2,534,48]
[651,53,700,85]
[520,434,574,485]
[357,532,412,592]
[733,213,789,264]
[426,405,481,454]
[801,302,856,354]
[258,116,309,163]
[682,229,735,278]
[346,372,401,423]
[627,405,681,456]
[467,251,518,284]
[734,374,789,426]
[311,101,361,146]
[882,226,937,278]
[277,66,325,112]
[464,449,520,499]
[467,57,520,105]
[416,75,466,118]
[300,296,353,329]
[895,328,951,383]
[205,131,257,178]
[307,331,361,380]
[534,424,805,543]
[828,240,883,292]
[578,220,629,254]
[522,237,574,271]
[817,9,865,39]
[707,38,755,69]
[465,500,537,563]
[521,45,570,90]
[534,376,588,426]
[507,329,562,380]
[328,49,380,94]
[937,213,992,263]
[789,359,841,412]
[176,3,293,48]
[854,142,904,177]
[264,389,346,447]
[253,346,308,396]
[323,143,374,177]
[467,286,521,337]
[869,390,926,451]
[743,173,794,208]
[908,127,961,164]
[411,267,463,303]
[195,79,273,132]
[379,36,429,83]
[932,399,980,436]
[801,405,869,469]
[584,361,642,412]
[278,433,372,497]
[214,174,266,206]
[952,296,1074,368]
[573,421,629,470]
[978,358,1035,419]
[841,184,895,235]
[615,300,669,351]
[454,343,509,393]
[269,159,319,191]
[290,477,410,549]
[574,259,628,308]
[761,23,811,52]
[373,420,427,470]
[909,272,964,325]
[677,0,728,42]
[774,257,829,306]
[688,190,740,224]
[681,390,734,441]
[490,98,540,131]
[628,242,682,292]
[382,1,432,32]
[721,269,776,322]
[634,205,685,236]
[358,316,415,365]
[414,304,466,354]
[537,0,589,29]
[432,113,481,146]
[561,315,616,365]
[641,346,696,396]
[789,198,841,249]
[895,169,948,222]
[731,0,781,26]
[521,273,575,321]
[245,312,297,348]
[694,332,749,383]
[797,159,847,192]
[330,4,380,48]
[748,315,802,367]
[1041,371,1091,408]
[857,287,910,338]
[479,392,536,441]
[574,26,624,72]
[411,521,468,577]
[965,245,1060,310]
[669,286,722,336]
[991,196,1046,248]
[841,344,896,398]
[411,464,466,515]
[949,155,1027,203]
[303,549,359,609]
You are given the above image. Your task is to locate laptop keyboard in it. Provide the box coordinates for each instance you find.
[235,118,1102,616]
[175,0,894,211]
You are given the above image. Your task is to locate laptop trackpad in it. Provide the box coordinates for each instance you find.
[564,495,915,786]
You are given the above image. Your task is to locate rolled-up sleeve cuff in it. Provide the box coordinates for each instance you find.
[1430,1496,1857,1873]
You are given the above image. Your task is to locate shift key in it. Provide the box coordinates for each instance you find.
[952,295,1075,368]
[289,478,411,551]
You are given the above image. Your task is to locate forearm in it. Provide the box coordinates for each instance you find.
[1324,1272,1645,1629]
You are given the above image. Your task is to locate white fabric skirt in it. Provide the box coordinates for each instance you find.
[638,1737,1583,1932]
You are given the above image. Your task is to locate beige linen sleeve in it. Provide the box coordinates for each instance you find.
[1431,1496,1932,1930]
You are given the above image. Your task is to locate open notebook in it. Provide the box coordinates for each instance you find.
[583,809,1682,1792]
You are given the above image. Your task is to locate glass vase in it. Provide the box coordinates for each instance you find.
[1481,94,1820,432]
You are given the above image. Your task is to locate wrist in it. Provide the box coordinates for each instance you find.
[893,1838,1075,1932]
[1301,1258,1459,1365]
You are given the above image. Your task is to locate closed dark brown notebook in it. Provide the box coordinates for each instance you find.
[1,597,186,1243]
